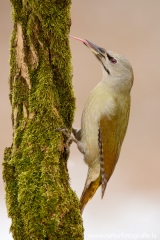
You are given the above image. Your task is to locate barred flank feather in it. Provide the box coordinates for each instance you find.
[98,129,108,198]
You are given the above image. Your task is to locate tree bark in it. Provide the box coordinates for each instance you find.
[3,0,84,239]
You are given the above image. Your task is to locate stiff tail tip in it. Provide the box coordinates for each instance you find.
[80,176,101,214]
[101,173,108,199]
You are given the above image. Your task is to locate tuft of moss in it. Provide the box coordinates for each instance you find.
[3,0,84,239]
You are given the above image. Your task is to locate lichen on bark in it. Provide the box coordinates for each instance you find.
[3,0,84,239]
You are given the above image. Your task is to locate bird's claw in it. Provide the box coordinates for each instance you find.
[55,127,74,154]
[55,128,71,138]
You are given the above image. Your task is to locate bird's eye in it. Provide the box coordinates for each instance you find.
[107,54,117,64]
[110,58,117,64]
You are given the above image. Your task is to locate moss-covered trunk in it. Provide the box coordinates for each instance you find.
[3,0,83,239]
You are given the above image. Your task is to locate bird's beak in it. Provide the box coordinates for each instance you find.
[84,39,105,57]
[69,35,105,58]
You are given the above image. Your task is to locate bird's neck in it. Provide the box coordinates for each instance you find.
[100,75,131,95]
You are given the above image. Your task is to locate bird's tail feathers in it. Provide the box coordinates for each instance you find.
[80,175,101,213]
[101,173,107,198]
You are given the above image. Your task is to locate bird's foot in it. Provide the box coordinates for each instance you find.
[55,128,77,154]
[56,128,71,138]
[55,127,85,155]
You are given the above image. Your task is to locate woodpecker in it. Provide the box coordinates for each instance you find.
[69,36,134,213]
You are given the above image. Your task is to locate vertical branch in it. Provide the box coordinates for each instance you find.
[3,0,84,239]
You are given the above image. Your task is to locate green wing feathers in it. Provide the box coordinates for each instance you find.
[99,115,122,197]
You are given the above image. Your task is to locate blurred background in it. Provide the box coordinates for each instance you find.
[0,0,160,239]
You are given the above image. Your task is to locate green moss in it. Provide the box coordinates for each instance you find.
[3,148,27,239]
[3,0,83,239]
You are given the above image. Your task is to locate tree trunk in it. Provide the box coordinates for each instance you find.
[3,0,84,239]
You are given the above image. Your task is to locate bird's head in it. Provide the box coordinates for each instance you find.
[70,36,134,93]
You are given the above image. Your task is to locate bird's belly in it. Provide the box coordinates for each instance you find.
[81,113,100,165]
[80,88,110,165]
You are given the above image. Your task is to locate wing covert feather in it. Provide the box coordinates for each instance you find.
[99,115,121,183]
